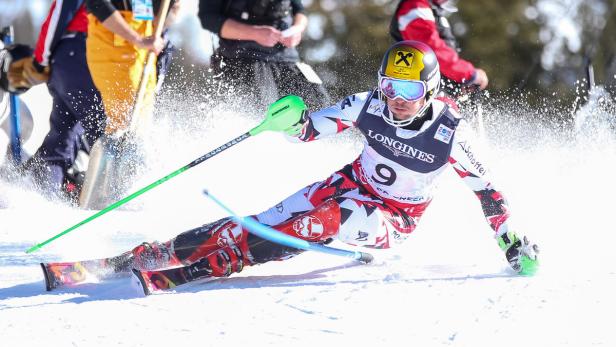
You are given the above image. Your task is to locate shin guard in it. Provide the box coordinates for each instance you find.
[174,218,252,277]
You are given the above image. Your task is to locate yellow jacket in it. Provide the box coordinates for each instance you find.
[86,11,157,134]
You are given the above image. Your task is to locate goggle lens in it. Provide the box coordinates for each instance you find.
[379,77,427,102]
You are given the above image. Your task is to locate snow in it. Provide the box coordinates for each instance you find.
[1,85,616,346]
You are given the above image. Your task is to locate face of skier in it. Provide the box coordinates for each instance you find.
[386,96,426,122]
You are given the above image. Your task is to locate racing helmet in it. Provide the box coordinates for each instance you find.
[378,40,440,127]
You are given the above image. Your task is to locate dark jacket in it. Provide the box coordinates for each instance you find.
[198,0,304,62]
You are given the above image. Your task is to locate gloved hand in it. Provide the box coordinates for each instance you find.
[282,109,308,136]
[471,68,489,90]
[0,43,37,93]
[497,231,539,276]
[263,95,308,136]
[20,56,49,87]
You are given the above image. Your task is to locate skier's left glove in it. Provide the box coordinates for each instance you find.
[497,231,539,276]
[263,95,308,137]
[283,109,308,137]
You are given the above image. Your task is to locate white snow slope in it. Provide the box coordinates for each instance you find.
[1,85,615,347]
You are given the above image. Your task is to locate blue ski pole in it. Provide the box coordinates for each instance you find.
[8,90,21,163]
[1,26,22,164]
[203,190,374,264]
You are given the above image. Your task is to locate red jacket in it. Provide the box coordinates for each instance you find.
[33,0,88,68]
[392,0,476,84]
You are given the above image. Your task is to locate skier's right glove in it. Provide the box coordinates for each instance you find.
[497,231,540,276]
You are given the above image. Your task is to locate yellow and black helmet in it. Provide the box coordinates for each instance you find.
[377,40,441,126]
[378,40,440,100]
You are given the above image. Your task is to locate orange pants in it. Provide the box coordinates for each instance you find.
[86,11,157,135]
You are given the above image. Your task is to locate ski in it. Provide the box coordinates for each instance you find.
[132,258,214,295]
[41,251,133,291]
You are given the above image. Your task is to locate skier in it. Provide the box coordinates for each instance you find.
[42,41,539,293]
[390,0,489,102]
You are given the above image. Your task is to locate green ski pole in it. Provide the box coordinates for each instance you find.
[26,95,307,253]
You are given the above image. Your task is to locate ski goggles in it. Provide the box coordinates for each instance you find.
[378,75,427,102]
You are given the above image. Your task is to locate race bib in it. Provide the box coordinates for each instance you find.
[132,0,154,20]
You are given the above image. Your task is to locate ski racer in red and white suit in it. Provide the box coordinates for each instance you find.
[125,91,536,279]
[255,91,506,248]
[122,42,538,280]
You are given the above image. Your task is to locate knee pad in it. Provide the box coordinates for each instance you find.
[275,199,341,242]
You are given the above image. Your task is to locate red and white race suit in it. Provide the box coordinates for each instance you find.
[253,91,511,250]
[164,91,512,273]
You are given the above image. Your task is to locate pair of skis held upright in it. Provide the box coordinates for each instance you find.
[41,254,219,296]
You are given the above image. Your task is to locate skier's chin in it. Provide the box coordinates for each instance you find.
[387,98,424,121]
[390,108,415,121]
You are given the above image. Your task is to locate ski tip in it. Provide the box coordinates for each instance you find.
[40,263,54,292]
[131,268,151,296]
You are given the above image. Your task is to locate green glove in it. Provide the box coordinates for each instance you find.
[282,110,307,136]
[249,95,308,136]
[497,231,540,276]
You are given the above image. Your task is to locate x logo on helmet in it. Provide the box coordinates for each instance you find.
[395,51,413,67]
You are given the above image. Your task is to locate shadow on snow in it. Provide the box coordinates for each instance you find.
[0,261,516,309]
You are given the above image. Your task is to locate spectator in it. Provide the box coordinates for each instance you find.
[198,0,330,111]
[78,0,179,208]
[390,0,488,104]
[84,0,177,134]
[1,2,106,203]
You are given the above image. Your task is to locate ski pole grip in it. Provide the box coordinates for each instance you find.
[249,95,307,136]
